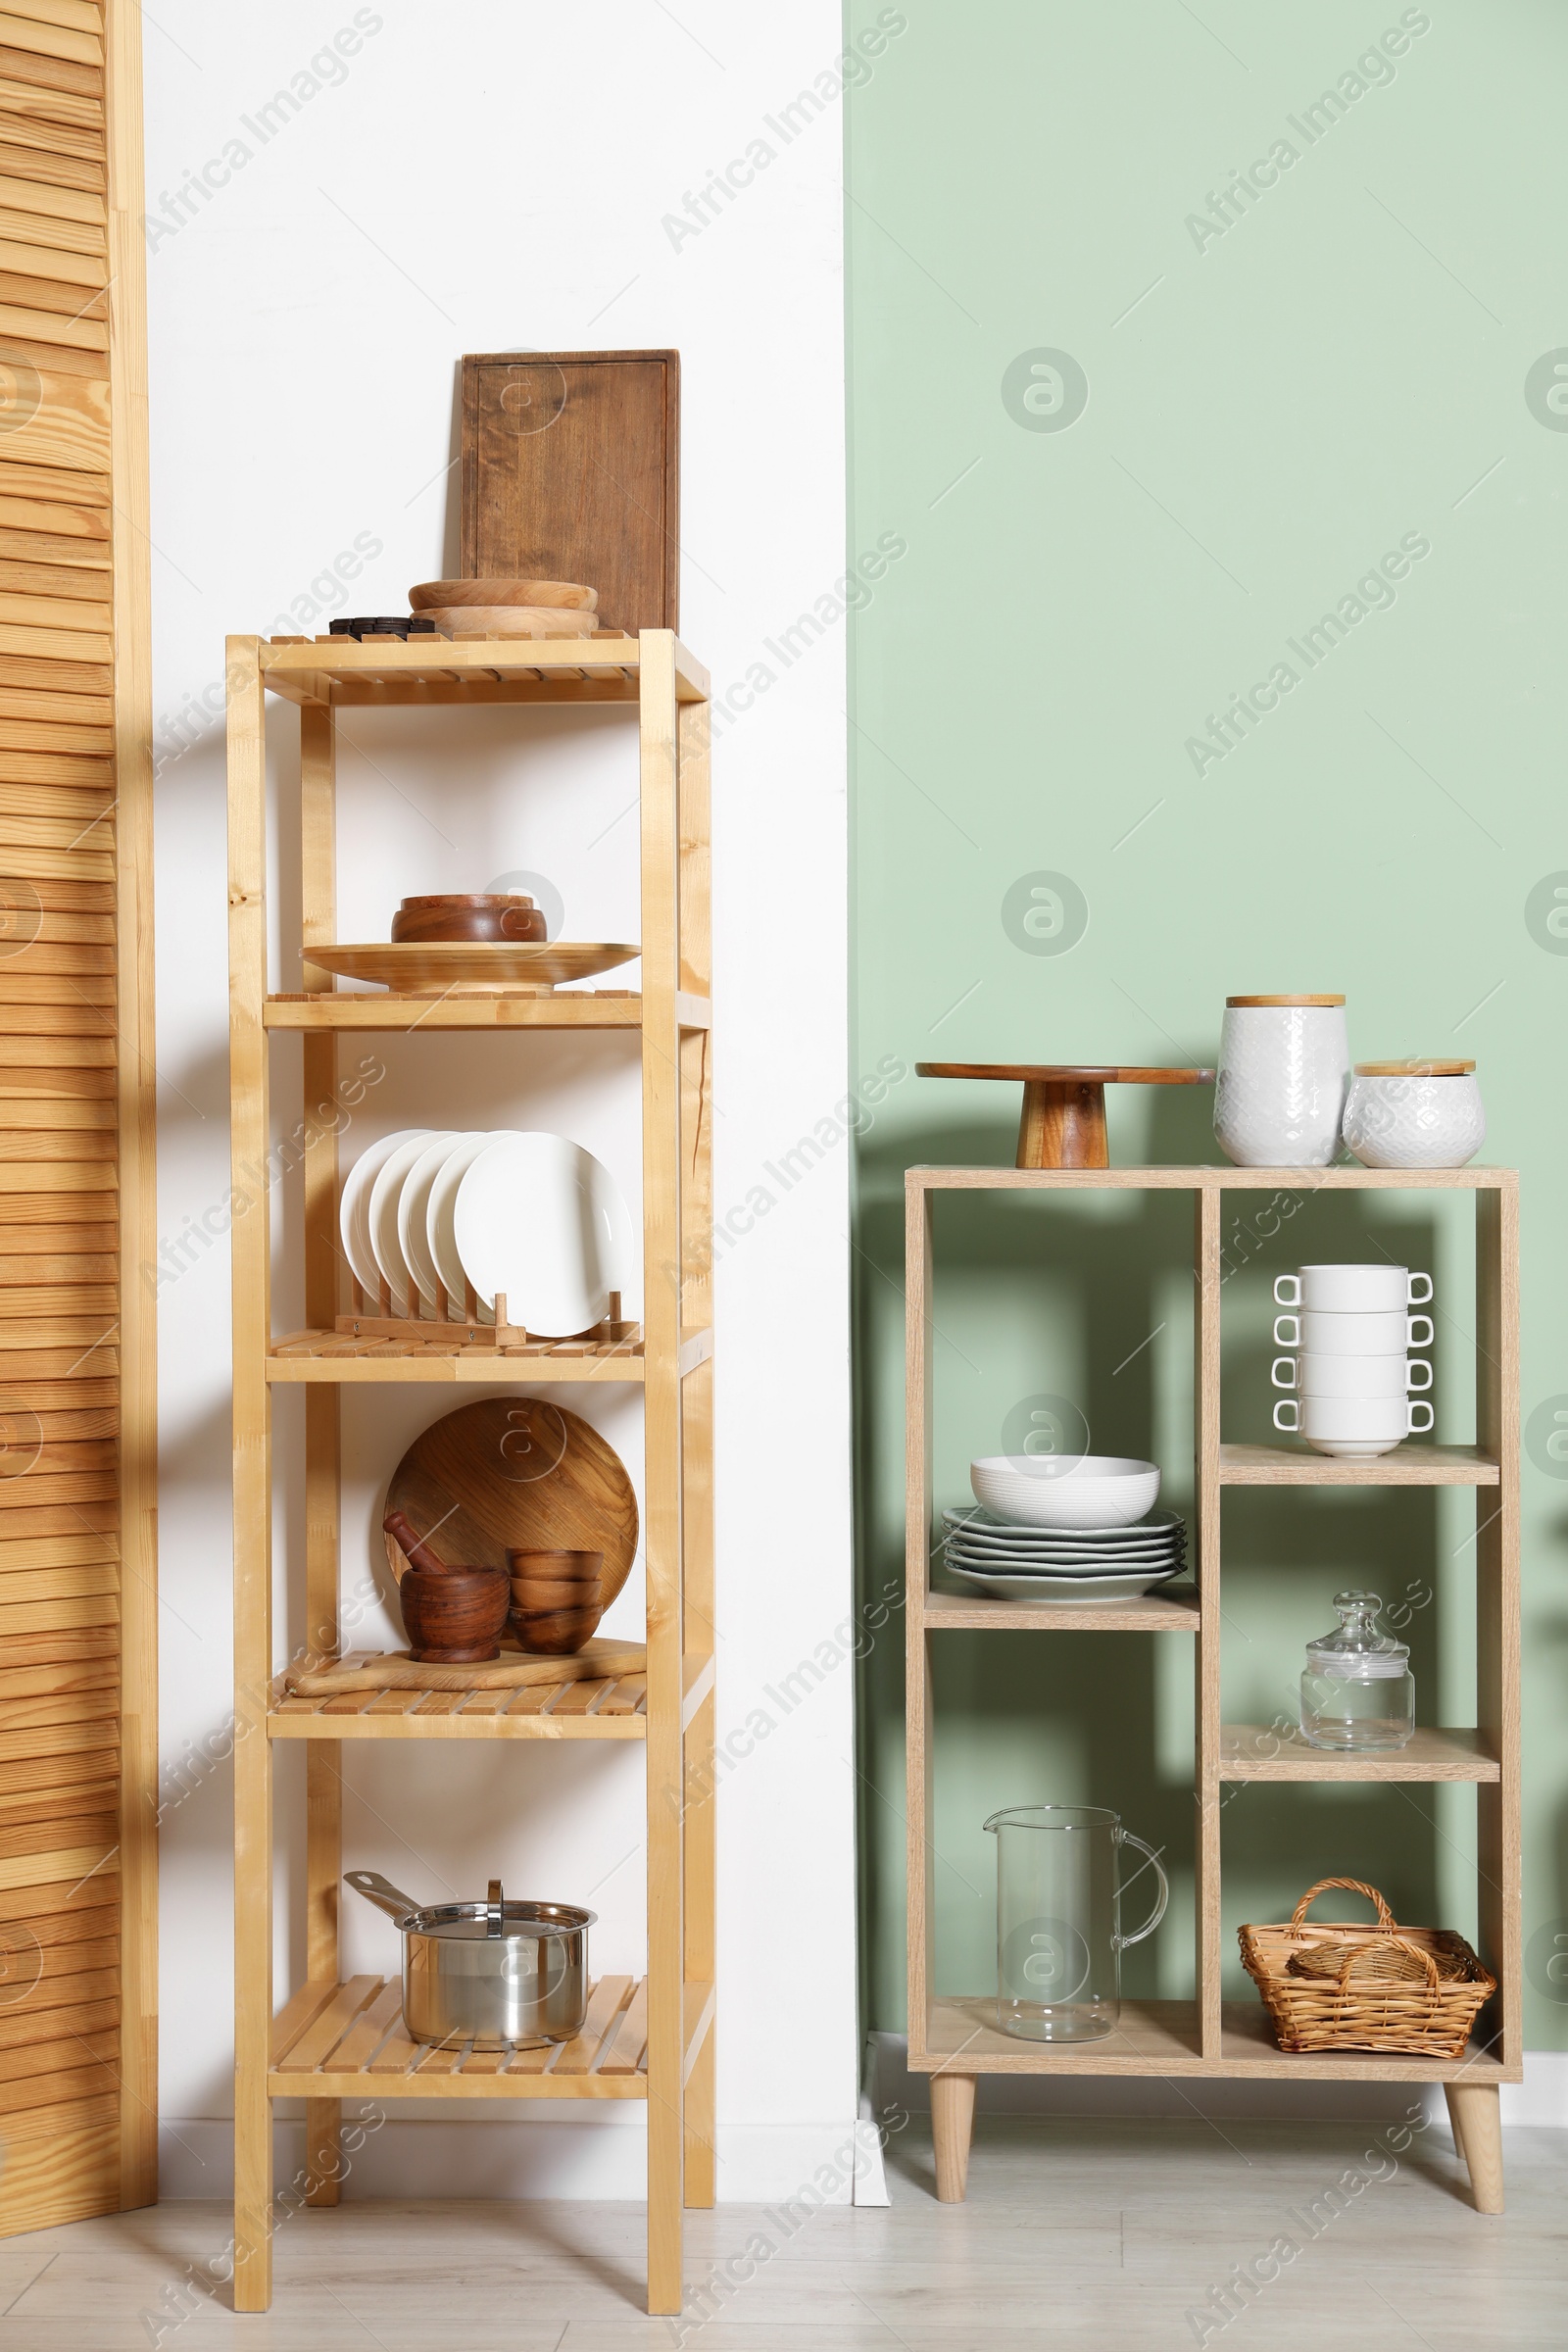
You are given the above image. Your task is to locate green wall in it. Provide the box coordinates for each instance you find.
[846,0,1568,2040]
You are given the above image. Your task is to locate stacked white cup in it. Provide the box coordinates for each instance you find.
[1270,1265,1434,1458]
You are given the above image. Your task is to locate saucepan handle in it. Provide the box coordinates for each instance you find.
[344,1869,419,1927]
[486,1878,505,1938]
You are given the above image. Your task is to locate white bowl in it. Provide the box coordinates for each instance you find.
[970,1455,1160,1530]
[1342,1072,1485,1169]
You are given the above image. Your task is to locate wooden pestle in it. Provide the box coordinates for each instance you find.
[382,1508,453,1576]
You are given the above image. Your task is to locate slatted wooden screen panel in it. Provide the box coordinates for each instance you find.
[0,0,155,2233]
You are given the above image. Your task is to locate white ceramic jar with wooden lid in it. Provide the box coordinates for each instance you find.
[1342,1059,1486,1168]
[1213,994,1349,1167]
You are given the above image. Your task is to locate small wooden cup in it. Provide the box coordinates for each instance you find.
[398,1567,510,1664]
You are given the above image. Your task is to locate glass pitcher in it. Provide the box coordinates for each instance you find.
[984,1804,1169,2042]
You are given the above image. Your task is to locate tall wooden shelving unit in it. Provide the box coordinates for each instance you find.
[227,631,714,2317]
[906,1163,1519,2213]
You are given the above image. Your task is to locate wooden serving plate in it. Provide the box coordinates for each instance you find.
[384,1398,639,1613]
[306,941,638,995]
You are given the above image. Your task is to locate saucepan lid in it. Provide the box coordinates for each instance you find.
[346,1872,596,1940]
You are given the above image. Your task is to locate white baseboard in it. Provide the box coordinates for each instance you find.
[867,2033,1568,2128]
[158,2114,866,2205]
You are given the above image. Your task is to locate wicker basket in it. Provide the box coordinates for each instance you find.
[1239,1877,1495,2058]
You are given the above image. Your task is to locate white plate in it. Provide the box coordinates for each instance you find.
[454,1132,632,1338]
[942,1508,1184,1547]
[427,1131,510,1322]
[368,1131,454,1316]
[945,1533,1175,1571]
[946,1562,1186,1602]
[339,1129,431,1300]
[397,1133,469,1311]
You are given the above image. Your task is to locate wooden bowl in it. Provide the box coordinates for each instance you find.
[507,1548,604,1584]
[398,1567,510,1664]
[511,1601,605,1657]
[409,579,598,612]
[420,605,600,639]
[391,894,546,945]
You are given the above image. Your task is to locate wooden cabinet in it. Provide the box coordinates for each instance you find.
[906,1163,1519,2214]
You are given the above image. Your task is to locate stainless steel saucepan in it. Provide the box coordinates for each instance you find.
[345,1871,595,2049]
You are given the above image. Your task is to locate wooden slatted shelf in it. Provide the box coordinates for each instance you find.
[916,1995,1507,2082]
[256,631,710,709]
[269,1671,649,1740]
[269,1972,657,2098]
[263,991,711,1033]
[1219,1725,1499,1782]
[262,1327,713,1383]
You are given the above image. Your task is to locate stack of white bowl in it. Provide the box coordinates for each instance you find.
[1270,1264,1434,1458]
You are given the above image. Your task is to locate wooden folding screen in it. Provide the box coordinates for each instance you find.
[0,0,155,2231]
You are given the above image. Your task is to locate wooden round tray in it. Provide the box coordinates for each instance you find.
[383,1398,639,1614]
[308,941,638,995]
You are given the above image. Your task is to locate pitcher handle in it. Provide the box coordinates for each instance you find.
[1114,1832,1169,1949]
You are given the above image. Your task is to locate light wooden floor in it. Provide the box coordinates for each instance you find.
[0,2118,1564,2347]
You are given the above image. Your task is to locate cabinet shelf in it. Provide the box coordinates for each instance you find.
[918,1996,1511,2082]
[1218,1725,1499,1782]
[922,1585,1200,1633]
[1219,1442,1498,1487]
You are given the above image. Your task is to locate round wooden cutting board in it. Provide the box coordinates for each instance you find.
[383,1397,639,1610]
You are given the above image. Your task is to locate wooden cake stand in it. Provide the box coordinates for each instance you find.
[916,1062,1215,1169]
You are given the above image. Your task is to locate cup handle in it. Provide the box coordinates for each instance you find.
[1407,1398,1435,1435]
[1406,1358,1433,1394]
[1115,1833,1169,1950]
[1273,1314,1300,1348]
[1271,1357,1298,1391]
[1274,1275,1301,1307]
[1273,1397,1300,1433]
[1407,1315,1435,1349]
[1407,1272,1434,1305]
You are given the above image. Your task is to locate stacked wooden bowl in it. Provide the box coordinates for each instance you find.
[409,579,603,640]
[508,1548,605,1655]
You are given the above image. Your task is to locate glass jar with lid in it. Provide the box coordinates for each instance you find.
[1298,1591,1415,1750]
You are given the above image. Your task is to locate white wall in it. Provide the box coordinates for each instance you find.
[146,0,860,2201]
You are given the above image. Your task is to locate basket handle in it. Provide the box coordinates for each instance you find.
[1336,1935,1440,1991]
[1289,1877,1397,1934]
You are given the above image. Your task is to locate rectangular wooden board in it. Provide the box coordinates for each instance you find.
[460,348,678,635]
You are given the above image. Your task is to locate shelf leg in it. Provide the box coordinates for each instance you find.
[229,640,273,2309]
[643,630,686,2316]
[1445,2082,1503,2214]
[931,2074,975,2203]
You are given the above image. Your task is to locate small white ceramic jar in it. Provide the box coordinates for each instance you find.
[1213,995,1349,1167]
[1342,1060,1486,1169]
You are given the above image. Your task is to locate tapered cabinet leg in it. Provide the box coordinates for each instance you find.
[1445,2083,1503,2213]
[931,2074,975,2203]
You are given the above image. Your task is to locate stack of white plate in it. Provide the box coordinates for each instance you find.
[338,1128,631,1338]
[940,1506,1188,1602]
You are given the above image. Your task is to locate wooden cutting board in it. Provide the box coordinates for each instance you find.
[384,1398,638,1610]
[460,350,679,636]
[284,1640,646,1697]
